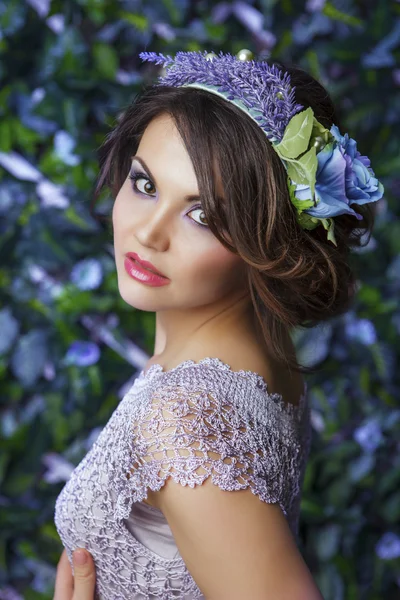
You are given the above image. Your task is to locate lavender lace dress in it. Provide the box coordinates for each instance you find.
[54,357,312,599]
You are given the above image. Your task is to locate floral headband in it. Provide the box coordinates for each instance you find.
[139,49,384,247]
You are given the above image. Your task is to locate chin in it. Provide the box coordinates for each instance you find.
[117,283,169,312]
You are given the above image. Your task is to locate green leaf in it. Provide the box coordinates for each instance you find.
[285,145,318,193]
[120,12,149,31]
[357,284,381,307]
[360,366,371,394]
[93,43,118,80]
[300,498,325,517]
[296,211,320,231]
[274,106,314,159]
[161,0,181,25]
[323,2,364,27]
[322,218,337,246]
[306,50,321,82]
[310,117,333,146]
[0,119,13,152]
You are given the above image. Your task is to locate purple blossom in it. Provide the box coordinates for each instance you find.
[306,0,327,11]
[139,50,384,231]
[294,125,384,221]
[139,50,304,143]
[353,418,384,453]
[0,586,24,600]
[345,317,377,345]
[210,2,232,24]
[70,257,103,290]
[362,20,400,69]
[152,22,176,42]
[375,532,400,560]
[330,125,384,205]
[64,340,100,367]
[292,12,333,46]
[232,2,264,33]
[253,29,277,49]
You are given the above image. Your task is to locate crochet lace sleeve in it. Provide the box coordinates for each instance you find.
[113,376,297,522]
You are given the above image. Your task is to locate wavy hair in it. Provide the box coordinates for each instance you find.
[91,60,376,375]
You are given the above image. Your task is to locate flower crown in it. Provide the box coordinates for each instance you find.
[139,49,384,247]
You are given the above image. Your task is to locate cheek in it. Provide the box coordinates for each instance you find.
[112,191,120,227]
[112,185,130,241]
[187,244,246,290]
[112,202,121,254]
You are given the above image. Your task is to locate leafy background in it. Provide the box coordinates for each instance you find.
[0,0,399,598]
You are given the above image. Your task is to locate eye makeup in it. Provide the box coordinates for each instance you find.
[127,167,209,229]
[128,169,156,197]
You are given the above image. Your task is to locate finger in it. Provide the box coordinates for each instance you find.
[72,549,96,600]
[54,549,74,600]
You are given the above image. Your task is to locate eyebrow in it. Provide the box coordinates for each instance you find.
[131,155,202,203]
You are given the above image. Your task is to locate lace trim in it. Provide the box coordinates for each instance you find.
[114,373,303,532]
[137,356,308,418]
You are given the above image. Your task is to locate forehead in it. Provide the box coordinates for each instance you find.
[135,113,227,200]
[138,113,182,150]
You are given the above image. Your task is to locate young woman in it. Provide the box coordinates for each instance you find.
[53,49,383,599]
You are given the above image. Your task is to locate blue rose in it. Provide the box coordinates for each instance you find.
[330,124,384,204]
[294,125,384,220]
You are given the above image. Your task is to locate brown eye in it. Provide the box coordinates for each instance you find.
[141,180,155,194]
[128,172,156,196]
[188,207,208,228]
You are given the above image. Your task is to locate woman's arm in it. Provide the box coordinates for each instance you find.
[155,476,325,600]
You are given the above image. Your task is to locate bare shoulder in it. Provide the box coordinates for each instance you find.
[192,337,305,408]
[230,347,305,408]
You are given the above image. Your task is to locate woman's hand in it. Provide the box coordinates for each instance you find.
[54,548,96,600]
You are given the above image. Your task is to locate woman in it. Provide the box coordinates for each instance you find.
[53,49,383,599]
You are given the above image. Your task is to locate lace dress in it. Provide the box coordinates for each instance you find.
[54,357,312,599]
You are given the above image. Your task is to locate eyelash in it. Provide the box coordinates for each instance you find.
[128,171,208,229]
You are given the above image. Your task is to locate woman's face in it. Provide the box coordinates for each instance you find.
[112,112,248,313]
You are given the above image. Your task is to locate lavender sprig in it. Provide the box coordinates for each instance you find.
[139,50,304,143]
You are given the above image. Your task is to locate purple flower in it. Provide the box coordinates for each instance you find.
[295,142,362,219]
[330,125,384,205]
[295,125,384,220]
[70,257,103,290]
[376,532,400,560]
[153,22,176,42]
[139,50,304,143]
[139,50,384,230]
[345,317,377,345]
[64,340,100,367]
[353,418,384,453]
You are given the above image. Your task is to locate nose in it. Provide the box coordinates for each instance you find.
[134,200,175,251]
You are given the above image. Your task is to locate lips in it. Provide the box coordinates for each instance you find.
[131,258,155,275]
[132,259,158,275]
[125,252,166,278]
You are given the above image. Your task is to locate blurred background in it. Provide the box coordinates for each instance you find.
[0,1,399,598]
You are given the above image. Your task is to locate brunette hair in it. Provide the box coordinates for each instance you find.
[90,59,376,376]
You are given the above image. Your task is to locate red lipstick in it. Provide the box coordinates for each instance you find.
[124,252,170,287]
